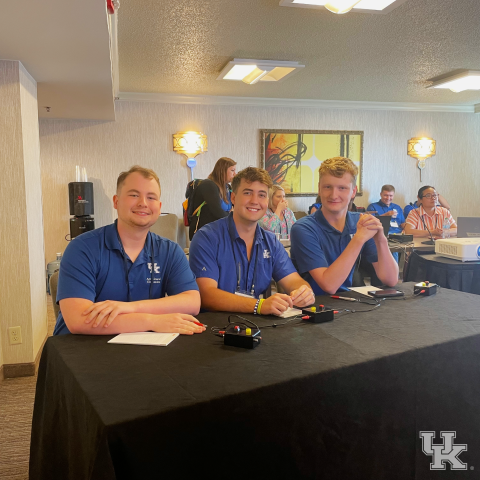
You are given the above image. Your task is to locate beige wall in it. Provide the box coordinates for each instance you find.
[0,60,47,369]
[39,101,480,264]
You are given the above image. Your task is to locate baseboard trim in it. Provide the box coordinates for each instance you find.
[3,362,36,379]
[1,333,48,380]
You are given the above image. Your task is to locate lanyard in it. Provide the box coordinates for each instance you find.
[115,222,154,302]
[230,233,259,297]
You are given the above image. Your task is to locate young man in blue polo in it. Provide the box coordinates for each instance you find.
[367,185,406,234]
[367,184,405,262]
[189,167,315,316]
[53,165,204,335]
[290,157,398,295]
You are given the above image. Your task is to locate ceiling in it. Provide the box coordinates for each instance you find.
[118,0,480,105]
[1,0,479,120]
[0,0,115,120]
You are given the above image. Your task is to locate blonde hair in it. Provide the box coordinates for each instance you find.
[208,157,237,202]
[268,185,285,211]
[319,157,358,185]
[117,165,161,195]
[231,167,273,193]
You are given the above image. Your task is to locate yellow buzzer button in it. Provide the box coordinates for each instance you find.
[422,282,426,286]
[245,328,251,336]
[311,307,316,312]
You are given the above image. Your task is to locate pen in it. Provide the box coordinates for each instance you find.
[194,321,207,327]
[330,296,357,302]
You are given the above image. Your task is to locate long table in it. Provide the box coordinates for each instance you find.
[30,283,480,479]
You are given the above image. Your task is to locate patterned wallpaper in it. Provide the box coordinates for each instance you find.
[0,61,47,366]
[39,101,480,265]
[19,64,48,358]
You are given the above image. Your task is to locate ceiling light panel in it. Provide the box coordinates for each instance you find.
[429,71,480,93]
[280,0,408,14]
[218,59,304,84]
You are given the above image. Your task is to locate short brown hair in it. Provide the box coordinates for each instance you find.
[208,157,237,202]
[231,167,273,193]
[381,184,395,193]
[116,166,161,195]
[319,157,358,185]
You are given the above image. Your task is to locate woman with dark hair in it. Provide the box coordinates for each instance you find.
[188,157,237,240]
[405,185,456,239]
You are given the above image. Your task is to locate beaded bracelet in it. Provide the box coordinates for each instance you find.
[253,298,261,315]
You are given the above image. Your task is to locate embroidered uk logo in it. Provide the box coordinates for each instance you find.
[147,263,160,274]
[420,431,467,470]
[263,249,270,259]
[202,267,207,271]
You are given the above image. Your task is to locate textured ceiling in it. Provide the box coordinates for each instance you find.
[118,0,480,104]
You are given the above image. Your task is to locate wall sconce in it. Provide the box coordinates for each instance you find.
[173,131,208,180]
[407,137,436,181]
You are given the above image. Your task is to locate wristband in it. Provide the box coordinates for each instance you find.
[253,299,260,315]
[257,298,265,315]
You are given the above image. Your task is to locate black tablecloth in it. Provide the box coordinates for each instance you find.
[30,284,480,480]
[405,252,480,295]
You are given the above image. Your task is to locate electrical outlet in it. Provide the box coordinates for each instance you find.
[8,326,22,345]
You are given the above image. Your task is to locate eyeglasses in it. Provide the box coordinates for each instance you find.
[422,193,438,199]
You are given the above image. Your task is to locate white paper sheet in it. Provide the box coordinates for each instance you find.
[108,332,179,346]
[347,286,381,298]
[279,307,303,318]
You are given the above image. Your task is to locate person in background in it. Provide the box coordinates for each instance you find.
[405,186,456,239]
[188,157,237,240]
[54,165,203,336]
[367,185,406,233]
[309,195,322,215]
[404,193,450,218]
[367,185,405,263]
[259,185,296,237]
[189,167,315,316]
[290,157,398,295]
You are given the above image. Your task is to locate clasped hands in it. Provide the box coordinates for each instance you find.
[355,214,385,243]
[260,285,315,316]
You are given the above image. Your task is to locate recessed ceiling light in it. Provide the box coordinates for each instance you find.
[218,59,304,85]
[279,0,408,14]
[429,71,480,93]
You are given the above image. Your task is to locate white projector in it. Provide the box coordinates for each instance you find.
[435,238,480,262]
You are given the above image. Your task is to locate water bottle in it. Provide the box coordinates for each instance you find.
[442,217,451,239]
[46,253,62,294]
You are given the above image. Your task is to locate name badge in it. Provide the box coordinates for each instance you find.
[390,220,399,228]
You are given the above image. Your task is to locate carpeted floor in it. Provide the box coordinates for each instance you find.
[0,296,56,480]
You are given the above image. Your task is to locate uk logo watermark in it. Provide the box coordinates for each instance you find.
[147,263,160,274]
[420,431,468,470]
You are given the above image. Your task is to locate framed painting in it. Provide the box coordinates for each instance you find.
[260,129,364,197]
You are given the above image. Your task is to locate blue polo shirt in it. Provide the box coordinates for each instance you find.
[189,214,296,298]
[404,201,419,219]
[290,209,378,295]
[367,201,405,234]
[53,222,198,335]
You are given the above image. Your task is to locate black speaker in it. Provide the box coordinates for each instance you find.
[70,216,95,239]
[68,182,94,216]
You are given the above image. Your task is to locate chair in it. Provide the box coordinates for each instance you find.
[294,211,307,220]
[150,213,178,243]
[49,270,60,320]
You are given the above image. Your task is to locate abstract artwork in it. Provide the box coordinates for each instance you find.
[260,130,363,196]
